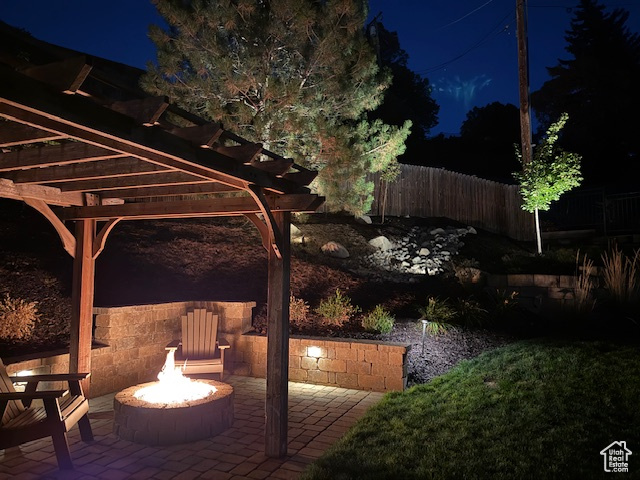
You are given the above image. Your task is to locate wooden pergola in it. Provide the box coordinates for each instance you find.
[0,23,323,457]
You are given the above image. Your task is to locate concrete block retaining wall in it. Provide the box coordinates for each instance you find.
[5,301,255,398]
[486,273,577,312]
[230,334,409,392]
[5,301,409,396]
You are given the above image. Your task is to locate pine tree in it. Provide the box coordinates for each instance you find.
[531,0,640,188]
[142,0,410,215]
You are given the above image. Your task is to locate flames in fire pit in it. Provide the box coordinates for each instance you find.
[133,350,216,404]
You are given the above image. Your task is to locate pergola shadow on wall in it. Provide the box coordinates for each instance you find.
[0,22,324,457]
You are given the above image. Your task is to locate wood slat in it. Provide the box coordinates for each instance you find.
[170,123,223,148]
[20,55,92,94]
[53,172,206,193]
[108,97,169,126]
[59,194,323,221]
[6,158,170,184]
[250,158,294,175]
[211,143,263,165]
[98,182,238,199]
[0,123,66,147]
[0,178,84,206]
[0,143,126,171]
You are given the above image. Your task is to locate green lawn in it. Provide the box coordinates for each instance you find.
[302,339,640,480]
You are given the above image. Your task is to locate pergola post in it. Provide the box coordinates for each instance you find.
[265,211,291,457]
[69,219,96,396]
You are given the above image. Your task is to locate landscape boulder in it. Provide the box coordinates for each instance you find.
[368,235,394,251]
[321,241,350,259]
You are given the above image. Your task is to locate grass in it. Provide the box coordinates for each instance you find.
[302,340,640,480]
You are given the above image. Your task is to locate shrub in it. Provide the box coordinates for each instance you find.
[601,244,639,306]
[315,289,361,327]
[289,294,311,330]
[487,289,519,321]
[454,297,489,328]
[362,305,395,334]
[574,251,596,315]
[0,294,38,340]
[417,297,455,336]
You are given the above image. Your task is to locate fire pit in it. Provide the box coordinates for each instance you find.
[113,351,234,445]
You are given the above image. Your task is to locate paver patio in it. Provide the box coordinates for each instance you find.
[0,375,383,480]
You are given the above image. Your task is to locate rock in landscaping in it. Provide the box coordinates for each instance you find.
[361,224,478,282]
[321,241,350,259]
[355,214,372,225]
[290,224,305,244]
[369,235,394,251]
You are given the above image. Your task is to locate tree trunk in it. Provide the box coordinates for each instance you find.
[534,207,542,255]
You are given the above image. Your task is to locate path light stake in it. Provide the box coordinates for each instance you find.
[421,319,429,355]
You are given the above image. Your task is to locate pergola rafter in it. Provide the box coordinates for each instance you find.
[0,21,323,458]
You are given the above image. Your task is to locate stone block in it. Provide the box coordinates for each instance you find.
[300,338,327,347]
[318,358,346,373]
[335,372,359,389]
[559,275,576,288]
[251,339,268,353]
[358,374,385,391]
[289,355,301,369]
[307,369,329,384]
[378,344,408,353]
[372,363,404,378]
[251,362,267,377]
[349,341,378,350]
[389,352,405,366]
[289,368,308,382]
[301,357,318,370]
[507,274,534,287]
[334,347,358,361]
[93,326,111,342]
[94,314,111,327]
[364,350,389,365]
[346,361,371,375]
[533,274,559,288]
[385,376,407,391]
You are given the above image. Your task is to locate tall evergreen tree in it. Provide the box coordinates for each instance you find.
[531,0,640,188]
[142,0,410,215]
[367,21,438,159]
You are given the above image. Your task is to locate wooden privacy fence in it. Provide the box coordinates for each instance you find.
[369,165,535,241]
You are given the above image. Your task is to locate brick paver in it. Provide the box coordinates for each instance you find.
[0,376,383,479]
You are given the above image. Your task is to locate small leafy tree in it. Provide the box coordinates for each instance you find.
[513,113,582,254]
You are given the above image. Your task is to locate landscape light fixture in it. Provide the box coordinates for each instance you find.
[421,319,429,355]
[307,346,322,358]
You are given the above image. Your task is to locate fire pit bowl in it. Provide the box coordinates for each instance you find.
[113,379,234,445]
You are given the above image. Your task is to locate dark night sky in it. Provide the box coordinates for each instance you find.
[1,1,639,135]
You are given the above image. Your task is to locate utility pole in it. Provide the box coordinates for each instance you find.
[516,0,532,166]
[517,0,541,252]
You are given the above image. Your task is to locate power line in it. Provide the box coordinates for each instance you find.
[435,0,495,31]
[416,9,515,75]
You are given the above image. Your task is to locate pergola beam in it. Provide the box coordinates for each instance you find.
[0,65,303,193]
[58,194,322,220]
[0,178,84,206]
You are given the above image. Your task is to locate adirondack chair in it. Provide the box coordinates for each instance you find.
[166,309,230,379]
[0,358,93,470]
